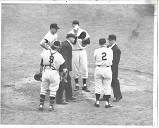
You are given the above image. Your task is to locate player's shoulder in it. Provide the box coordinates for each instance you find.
[41,49,48,56]
[56,52,64,59]
[94,48,100,54]
[45,31,51,36]
[61,40,70,47]
[68,29,74,34]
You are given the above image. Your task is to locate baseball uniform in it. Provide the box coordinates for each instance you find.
[94,46,113,95]
[69,28,90,79]
[40,49,65,97]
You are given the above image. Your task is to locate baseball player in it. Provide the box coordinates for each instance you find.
[68,20,91,92]
[40,23,60,51]
[94,38,113,108]
[38,41,67,111]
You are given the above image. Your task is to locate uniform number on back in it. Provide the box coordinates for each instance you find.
[49,55,54,63]
[102,52,107,60]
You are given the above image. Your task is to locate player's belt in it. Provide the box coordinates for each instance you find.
[44,65,56,70]
[72,49,85,51]
[97,65,110,67]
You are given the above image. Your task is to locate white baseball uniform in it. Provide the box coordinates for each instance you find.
[94,46,113,95]
[40,31,58,51]
[40,49,65,97]
[69,28,90,79]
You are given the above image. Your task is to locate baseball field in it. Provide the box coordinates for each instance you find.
[1,2,156,126]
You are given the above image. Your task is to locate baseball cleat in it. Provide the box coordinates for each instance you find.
[113,97,122,102]
[94,103,100,107]
[38,104,44,111]
[105,104,113,108]
[49,105,54,112]
[56,101,68,105]
[82,86,90,92]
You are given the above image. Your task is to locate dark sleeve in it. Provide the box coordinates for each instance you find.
[40,59,44,66]
[113,49,121,65]
[59,62,66,72]
[60,44,68,69]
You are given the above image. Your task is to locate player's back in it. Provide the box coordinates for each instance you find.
[41,50,64,70]
[94,47,113,66]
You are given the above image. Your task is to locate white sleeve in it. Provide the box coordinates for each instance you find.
[44,32,50,41]
[39,38,46,45]
[85,31,90,39]
[110,49,113,62]
[94,50,97,61]
[60,54,65,65]
[55,33,58,41]
[41,52,44,59]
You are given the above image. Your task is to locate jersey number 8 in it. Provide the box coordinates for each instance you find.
[102,52,107,60]
[49,55,54,63]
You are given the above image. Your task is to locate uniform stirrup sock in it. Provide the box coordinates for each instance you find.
[50,96,55,106]
[40,94,45,105]
[104,95,111,105]
[95,93,100,102]
[75,78,78,85]
[83,78,86,85]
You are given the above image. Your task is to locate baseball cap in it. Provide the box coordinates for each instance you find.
[72,20,79,25]
[108,34,116,41]
[53,41,61,48]
[50,23,60,30]
[66,33,76,39]
[99,38,106,45]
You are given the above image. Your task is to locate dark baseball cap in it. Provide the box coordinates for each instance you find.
[72,20,79,25]
[66,33,76,39]
[99,38,106,45]
[53,41,61,48]
[50,23,60,29]
[108,34,116,41]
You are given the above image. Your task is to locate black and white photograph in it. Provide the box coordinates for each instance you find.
[1,0,158,127]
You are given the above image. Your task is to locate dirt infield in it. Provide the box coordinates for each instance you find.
[1,3,155,126]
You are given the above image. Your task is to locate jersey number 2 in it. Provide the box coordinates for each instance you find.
[102,52,107,60]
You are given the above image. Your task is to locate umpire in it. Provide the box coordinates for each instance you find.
[56,33,76,104]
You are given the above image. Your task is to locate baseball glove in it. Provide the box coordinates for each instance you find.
[34,73,42,81]
[60,70,68,83]
[81,40,87,47]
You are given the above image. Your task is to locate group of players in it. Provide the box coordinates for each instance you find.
[38,20,122,111]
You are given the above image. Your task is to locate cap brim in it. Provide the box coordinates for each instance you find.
[53,45,61,48]
[56,27,60,29]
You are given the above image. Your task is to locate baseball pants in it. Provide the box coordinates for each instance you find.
[72,49,88,79]
[94,66,112,95]
[40,69,60,97]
